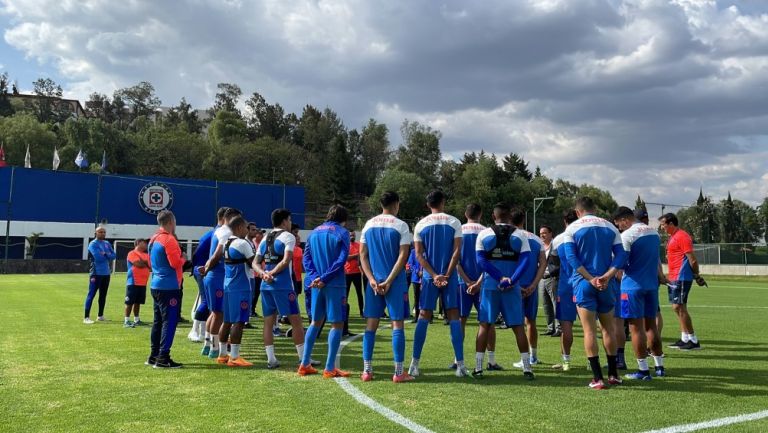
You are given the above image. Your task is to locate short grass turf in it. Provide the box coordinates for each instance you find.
[0,274,766,433]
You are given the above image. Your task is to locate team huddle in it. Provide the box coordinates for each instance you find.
[86,190,706,389]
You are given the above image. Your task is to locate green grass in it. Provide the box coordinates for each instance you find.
[1,274,767,433]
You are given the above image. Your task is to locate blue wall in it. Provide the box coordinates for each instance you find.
[0,167,305,229]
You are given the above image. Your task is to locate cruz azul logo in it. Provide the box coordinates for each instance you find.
[138,182,174,215]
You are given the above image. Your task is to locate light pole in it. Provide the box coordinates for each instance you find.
[533,196,554,232]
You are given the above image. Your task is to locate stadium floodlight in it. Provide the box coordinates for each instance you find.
[532,197,554,232]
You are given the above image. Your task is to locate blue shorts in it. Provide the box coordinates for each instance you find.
[478,288,523,327]
[574,279,615,314]
[668,280,693,305]
[204,274,225,313]
[620,288,659,319]
[364,282,409,321]
[458,283,481,318]
[223,290,251,323]
[312,286,346,323]
[613,283,622,319]
[419,278,459,311]
[556,285,577,322]
[522,288,538,321]
[261,290,300,317]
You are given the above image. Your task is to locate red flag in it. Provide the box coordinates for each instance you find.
[0,144,7,168]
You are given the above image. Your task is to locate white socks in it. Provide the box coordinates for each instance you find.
[265,345,277,364]
[653,355,664,368]
[364,360,373,373]
[487,350,496,365]
[295,344,304,360]
[637,358,649,372]
[476,352,485,370]
[219,342,228,357]
[520,352,531,372]
[230,344,240,359]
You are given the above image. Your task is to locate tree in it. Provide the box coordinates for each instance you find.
[114,81,161,119]
[718,193,739,243]
[760,197,768,240]
[635,195,647,212]
[31,77,64,123]
[350,119,390,197]
[212,83,242,116]
[84,93,112,121]
[369,169,429,223]
[678,189,719,243]
[390,120,442,187]
[717,195,761,243]
[208,110,248,146]
[164,97,202,134]
[245,92,288,140]
[0,113,58,167]
[502,152,532,181]
[0,72,14,117]
[325,134,354,204]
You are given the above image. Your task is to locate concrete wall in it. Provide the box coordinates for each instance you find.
[661,264,768,276]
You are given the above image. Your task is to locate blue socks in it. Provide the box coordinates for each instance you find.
[412,318,430,360]
[326,328,342,371]
[363,330,376,362]
[301,324,319,366]
[449,320,464,362]
[392,328,405,363]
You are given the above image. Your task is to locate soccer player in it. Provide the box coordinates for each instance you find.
[634,208,664,341]
[408,191,466,378]
[199,207,242,359]
[659,213,704,351]
[511,209,547,368]
[612,206,666,380]
[299,205,351,378]
[254,208,307,369]
[124,238,150,328]
[146,210,185,368]
[215,216,256,367]
[551,209,578,371]
[345,231,365,318]
[538,225,560,337]
[188,228,213,341]
[406,248,422,323]
[359,192,413,382]
[84,226,116,324]
[564,197,627,389]
[455,204,501,371]
[473,202,533,380]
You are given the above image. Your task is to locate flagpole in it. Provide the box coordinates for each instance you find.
[3,167,15,273]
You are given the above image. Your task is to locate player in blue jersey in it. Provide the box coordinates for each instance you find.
[214,216,256,367]
[455,204,501,371]
[188,227,213,342]
[612,206,666,380]
[406,248,422,323]
[358,192,413,382]
[408,191,466,378]
[254,208,308,369]
[563,197,627,389]
[551,209,578,371]
[199,207,242,359]
[299,205,352,378]
[84,226,116,324]
[473,203,534,380]
[511,209,547,368]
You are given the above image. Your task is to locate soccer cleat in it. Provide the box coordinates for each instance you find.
[207,349,220,359]
[361,372,374,382]
[455,366,470,378]
[408,364,420,377]
[124,321,135,328]
[216,355,230,365]
[297,364,318,376]
[471,369,484,379]
[392,373,415,383]
[589,379,606,390]
[134,320,143,326]
[97,316,106,321]
[523,371,535,381]
[267,360,281,370]
[310,359,321,367]
[607,375,623,385]
[530,356,539,365]
[487,363,504,371]
[668,339,686,349]
[144,355,157,366]
[679,341,701,351]
[625,371,652,381]
[655,367,666,377]
[154,358,183,369]
[272,328,283,337]
[227,357,254,367]
[83,318,94,324]
[187,330,200,341]
[562,362,571,372]
[200,345,211,356]
[551,330,562,337]
[448,362,458,370]
[323,368,351,378]
[541,329,554,336]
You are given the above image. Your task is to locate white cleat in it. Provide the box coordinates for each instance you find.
[83,318,94,324]
[455,366,470,378]
[187,330,201,342]
[408,364,421,377]
[97,316,106,321]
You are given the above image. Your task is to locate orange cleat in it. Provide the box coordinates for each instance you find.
[361,372,374,382]
[392,373,415,383]
[297,364,319,376]
[216,355,230,365]
[323,368,351,378]
[227,357,253,367]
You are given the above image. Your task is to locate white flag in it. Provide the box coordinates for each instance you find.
[24,144,31,168]
[53,147,61,171]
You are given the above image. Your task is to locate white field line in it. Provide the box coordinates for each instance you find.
[333,333,437,433]
[640,410,768,433]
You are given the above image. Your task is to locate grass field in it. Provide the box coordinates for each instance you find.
[1,274,767,433]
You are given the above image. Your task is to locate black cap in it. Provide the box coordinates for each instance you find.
[634,208,649,219]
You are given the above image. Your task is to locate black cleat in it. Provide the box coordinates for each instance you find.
[523,371,535,381]
[154,357,183,369]
[668,339,685,349]
[471,369,484,379]
[487,363,504,371]
[679,341,701,351]
[144,355,157,366]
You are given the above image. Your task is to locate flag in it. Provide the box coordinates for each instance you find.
[100,150,107,173]
[24,144,31,168]
[0,143,6,168]
[75,149,88,169]
[53,147,61,171]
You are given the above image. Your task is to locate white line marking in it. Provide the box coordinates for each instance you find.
[333,333,437,433]
[640,410,768,433]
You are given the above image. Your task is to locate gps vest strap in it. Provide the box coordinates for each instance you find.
[485,225,520,262]
[263,230,284,265]
[223,237,248,265]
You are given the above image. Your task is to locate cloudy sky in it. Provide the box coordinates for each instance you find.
[2,0,767,214]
